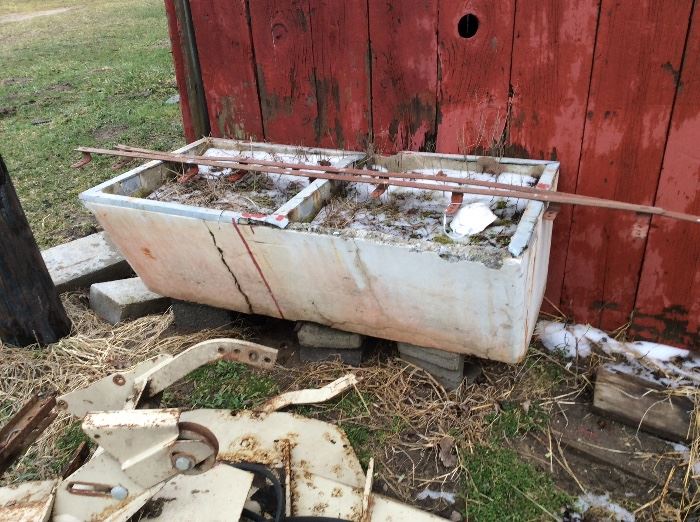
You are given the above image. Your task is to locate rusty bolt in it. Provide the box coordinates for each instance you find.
[56,400,68,410]
[112,374,126,386]
[248,351,259,362]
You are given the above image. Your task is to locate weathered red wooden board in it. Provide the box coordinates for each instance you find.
[509,0,599,310]
[562,0,693,331]
[632,5,700,348]
[368,0,438,153]
[249,0,317,144]
[436,0,515,154]
[163,0,196,142]
[189,0,263,140]
[307,0,371,150]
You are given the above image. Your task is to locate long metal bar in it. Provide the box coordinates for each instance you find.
[114,144,561,196]
[74,147,700,224]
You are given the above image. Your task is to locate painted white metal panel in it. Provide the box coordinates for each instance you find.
[82,139,558,363]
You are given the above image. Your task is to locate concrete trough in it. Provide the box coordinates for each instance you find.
[81,138,558,363]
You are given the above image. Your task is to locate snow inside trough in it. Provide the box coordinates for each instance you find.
[146,147,354,215]
[309,166,538,248]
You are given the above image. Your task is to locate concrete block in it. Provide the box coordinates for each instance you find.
[297,322,364,349]
[90,277,170,325]
[42,232,131,293]
[300,346,363,366]
[400,354,465,390]
[397,343,463,371]
[172,300,234,331]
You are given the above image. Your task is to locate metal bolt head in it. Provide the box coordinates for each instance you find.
[174,455,194,471]
[112,374,126,386]
[111,485,128,501]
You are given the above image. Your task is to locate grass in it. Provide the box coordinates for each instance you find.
[461,445,572,522]
[163,360,279,412]
[50,421,91,475]
[0,0,183,248]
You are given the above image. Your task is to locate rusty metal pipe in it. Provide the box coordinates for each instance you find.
[75,146,700,224]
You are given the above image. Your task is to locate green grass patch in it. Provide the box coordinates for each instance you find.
[489,402,549,439]
[461,445,572,522]
[0,0,183,248]
[50,421,92,475]
[164,360,278,412]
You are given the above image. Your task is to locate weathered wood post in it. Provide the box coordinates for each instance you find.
[0,156,71,346]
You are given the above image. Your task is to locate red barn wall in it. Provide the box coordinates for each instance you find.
[165,0,699,349]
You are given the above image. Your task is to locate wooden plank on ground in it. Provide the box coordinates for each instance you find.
[508,0,599,310]
[189,0,264,140]
[308,0,371,150]
[592,365,692,443]
[436,0,515,154]
[249,0,317,145]
[631,5,700,349]
[561,0,693,330]
[368,0,438,153]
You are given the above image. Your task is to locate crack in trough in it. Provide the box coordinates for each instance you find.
[206,226,254,314]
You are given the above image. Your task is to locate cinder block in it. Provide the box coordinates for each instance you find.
[42,232,131,293]
[297,322,364,349]
[397,343,463,371]
[300,346,363,366]
[90,277,170,325]
[172,300,234,331]
[400,354,465,390]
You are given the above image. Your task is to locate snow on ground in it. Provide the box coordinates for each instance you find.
[573,493,635,522]
[535,320,698,387]
[665,442,700,477]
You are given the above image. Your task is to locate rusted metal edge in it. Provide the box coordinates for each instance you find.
[0,394,57,475]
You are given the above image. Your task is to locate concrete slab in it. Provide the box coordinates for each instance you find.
[90,277,170,325]
[297,322,364,349]
[172,300,234,331]
[42,232,131,293]
[300,346,363,366]
[399,354,465,390]
[397,343,464,371]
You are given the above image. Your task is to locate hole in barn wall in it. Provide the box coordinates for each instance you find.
[458,14,479,38]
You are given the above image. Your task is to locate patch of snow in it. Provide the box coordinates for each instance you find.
[626,341,689,361]
[535,321,592,358]
[416,488,456,504]
[535,320,699,387]
[575,493,635,522]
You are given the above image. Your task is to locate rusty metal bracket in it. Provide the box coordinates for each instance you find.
[445,192,464,216]
[370,183,389,199]
[543,203,561,221]
[70,151,92,169]
[0,394,57,475]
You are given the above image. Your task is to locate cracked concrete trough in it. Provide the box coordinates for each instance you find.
[80,138,558,363]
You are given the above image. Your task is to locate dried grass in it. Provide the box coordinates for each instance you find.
[0,292,247,484]
[270,358,528,504]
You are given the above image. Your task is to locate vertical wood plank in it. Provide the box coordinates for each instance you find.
[562,0,693,330]
[509,0,599,309]
[368,0,438,153]
[189,0,264,140]
[632,5,700,349]
[308,0,371,150]
[164,0,196,142]
[436,0,515,154]
[249,0,317,145]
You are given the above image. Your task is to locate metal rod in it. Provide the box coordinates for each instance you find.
[74,146,700,224]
